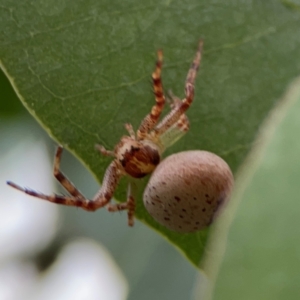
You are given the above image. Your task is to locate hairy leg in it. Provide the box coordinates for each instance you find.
[154,40,203,135]
[7,160,123,212]
[125,123,136,139]
[137,50,166,139]
[53,146,85,198]
[95,144,115,157]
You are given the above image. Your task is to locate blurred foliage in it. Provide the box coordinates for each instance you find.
[0,112,198,300]
[1,0,300,267]
[202,77,300,299]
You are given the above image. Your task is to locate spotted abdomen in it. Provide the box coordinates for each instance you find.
[143,150,234,232]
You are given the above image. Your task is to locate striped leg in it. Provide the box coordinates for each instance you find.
[90,160,123,209]
[6,181,86,207]
[154,40,203,135]
[53,146,85,198]
[7,151,123,212]
[137,49,165,139]
[125,123,135,139]
[167,90,190,132]
[95,144,114,157]
[106,182,136,226]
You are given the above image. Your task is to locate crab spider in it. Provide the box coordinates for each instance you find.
[7,41,205,228]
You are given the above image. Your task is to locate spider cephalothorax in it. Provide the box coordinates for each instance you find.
[115,136,161,178]
[7,40,204,227]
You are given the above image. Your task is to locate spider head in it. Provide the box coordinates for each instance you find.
[115,136,161,178]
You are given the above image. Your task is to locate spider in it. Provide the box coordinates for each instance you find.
[7,40,203,227]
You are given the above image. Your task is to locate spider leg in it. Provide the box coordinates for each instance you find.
[106,181,135,226]
[167,89,181,108]
[7,181,82,205]
[7,159,123,212]
[53,146,85,198]
[87,160,123,209]
[95,144,115,157]
[137,49,165,139]
[148,90,189,150]
[167,90,190,132]
[7,146,85,200]
[125,123,135,139]
[166,90,190,132]
[154,40,203,135]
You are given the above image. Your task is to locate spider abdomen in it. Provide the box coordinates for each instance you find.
[143,151,234,232]
[116,137,161,178]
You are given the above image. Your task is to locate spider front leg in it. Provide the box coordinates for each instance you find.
[137,49,166,139]
[167,90,190,132]
[106,181,136,226]
[154,40,203,135]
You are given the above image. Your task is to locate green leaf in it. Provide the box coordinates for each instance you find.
[1,0,300,267]
[201,77,300,298]
[0,69,23,115]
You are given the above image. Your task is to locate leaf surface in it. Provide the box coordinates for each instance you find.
[1,0,300,266]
